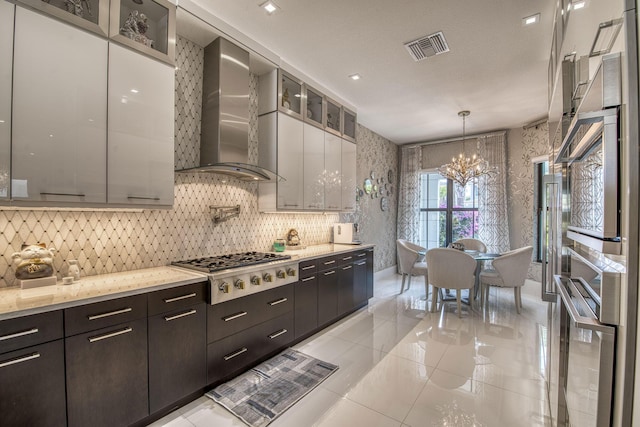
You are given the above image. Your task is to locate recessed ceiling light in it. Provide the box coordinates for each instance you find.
[260,1,279,14]
[349,73,361,81]
[571,1,586,10]
[523,13,540,25]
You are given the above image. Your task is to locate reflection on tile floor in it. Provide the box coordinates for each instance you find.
[148,274,552,427]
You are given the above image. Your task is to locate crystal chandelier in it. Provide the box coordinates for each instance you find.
[438,110,497,187]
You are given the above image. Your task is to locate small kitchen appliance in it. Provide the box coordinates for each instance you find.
[332,223,360,244]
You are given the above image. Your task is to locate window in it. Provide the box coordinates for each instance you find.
[418,172,479,250]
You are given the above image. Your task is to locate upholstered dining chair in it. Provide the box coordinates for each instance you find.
[479,246,533,313]
[426,248,476,317]
[452,238,487,253]
[396,239,428,297]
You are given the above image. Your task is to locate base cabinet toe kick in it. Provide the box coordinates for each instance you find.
[0,247,373,426]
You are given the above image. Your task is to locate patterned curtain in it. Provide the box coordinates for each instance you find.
[397,145,422,243]
[477,132,510,253]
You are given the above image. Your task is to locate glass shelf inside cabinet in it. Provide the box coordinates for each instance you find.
[305,86,324,127]
[343,108,356,141]
[326,99,341,134]
[109,0,175,65]
[279,72,302,116]
[18,0,109,35]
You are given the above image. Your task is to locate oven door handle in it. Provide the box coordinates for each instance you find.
[554,275,615,334]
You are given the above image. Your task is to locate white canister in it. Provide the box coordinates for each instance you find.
[68,260,80,281]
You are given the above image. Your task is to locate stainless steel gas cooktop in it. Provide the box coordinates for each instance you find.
[171,251,291,273]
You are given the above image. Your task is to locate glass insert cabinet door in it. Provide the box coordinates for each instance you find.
[304,85,324,128]
[278,71,303,118]
[325,97,341,136]
[16,0,110,36]
[109,0,176,65]
[343,108,356,142]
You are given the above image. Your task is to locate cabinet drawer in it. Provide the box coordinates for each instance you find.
[148,282,206,316]
[338,252,356,266]
[353,250,368,260]
[65,294,147,337]
[317,255,339,272]
[299,259,318,278]
[207,312,294,385]
[208,294,260,343]
[0,310,63,354]
[259,284,294,324]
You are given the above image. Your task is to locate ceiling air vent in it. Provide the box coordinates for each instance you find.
[404,31,449,62]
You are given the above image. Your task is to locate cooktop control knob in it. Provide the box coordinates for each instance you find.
[287,267,296,277]
[276,270,286,279]
[218,281,230,293]
[263,273,273,282]
[234,279,245,290]
[250,275,261,286]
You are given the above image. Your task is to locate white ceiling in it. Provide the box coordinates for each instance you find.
[185,0,556,144]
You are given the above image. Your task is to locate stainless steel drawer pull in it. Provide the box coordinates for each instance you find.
[0,328,39,342]
[342,256,353,261]
[323,271,336,276]
[165,309,197,322]
[269,298,288,306]
[357,253,367,257]
[268,329,288,339]
[127,196,160,201]
[301,265,316,270]
[342,265,352,270]
[40,192,85,197]
[283,204,299,207]
[88,307,133,320]
[355,261,366,266]
[224,347,248,361]
[88,327,133,343]
[301,276,316,282]
[0,352,40,368]
[323,260,336,265]
[164,292,197,303]
[223,311,248,322]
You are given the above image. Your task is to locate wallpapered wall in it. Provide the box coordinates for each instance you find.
[0,36,398,287]
[506,123,549,280]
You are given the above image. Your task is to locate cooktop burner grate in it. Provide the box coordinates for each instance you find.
[172,251,292,273]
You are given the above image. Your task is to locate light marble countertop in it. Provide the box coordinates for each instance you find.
[0,243,374,321]
[0,267,207,321]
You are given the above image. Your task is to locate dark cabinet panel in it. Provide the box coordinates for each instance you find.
[294,275,318,338]
[337,263,355,316]
[148,281,206,316]
[64,293,147,337]
[0,310,62,354]
[0,339,66,427]
[208,284,293,343]
[353,259,368,307]
[65,317,149,427]
[366,249,374,299]
[149,303,206,413]
[317,267,338,326]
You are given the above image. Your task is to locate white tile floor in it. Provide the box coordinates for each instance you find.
[148,274,552,427]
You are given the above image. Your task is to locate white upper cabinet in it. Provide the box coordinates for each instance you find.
[276,113,304,210]
[107,44,175,206]
[12,7,108,204]
[324,132,342,210]
[341,140,356,211]
[303,123,325,210]
[0,1,14,200]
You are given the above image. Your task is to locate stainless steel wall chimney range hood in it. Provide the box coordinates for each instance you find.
[177,37,280,181]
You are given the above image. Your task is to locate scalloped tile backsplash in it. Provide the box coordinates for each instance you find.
[0,36,399,287]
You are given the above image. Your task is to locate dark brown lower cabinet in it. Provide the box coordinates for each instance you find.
[65,317,148,427]
[0,339,66,427]
[317,267,338,326]
[149,303,206,413]
[353,258,368,307]
[337,263,355,316]
[366,248,374,298]
[294,274,318,339]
